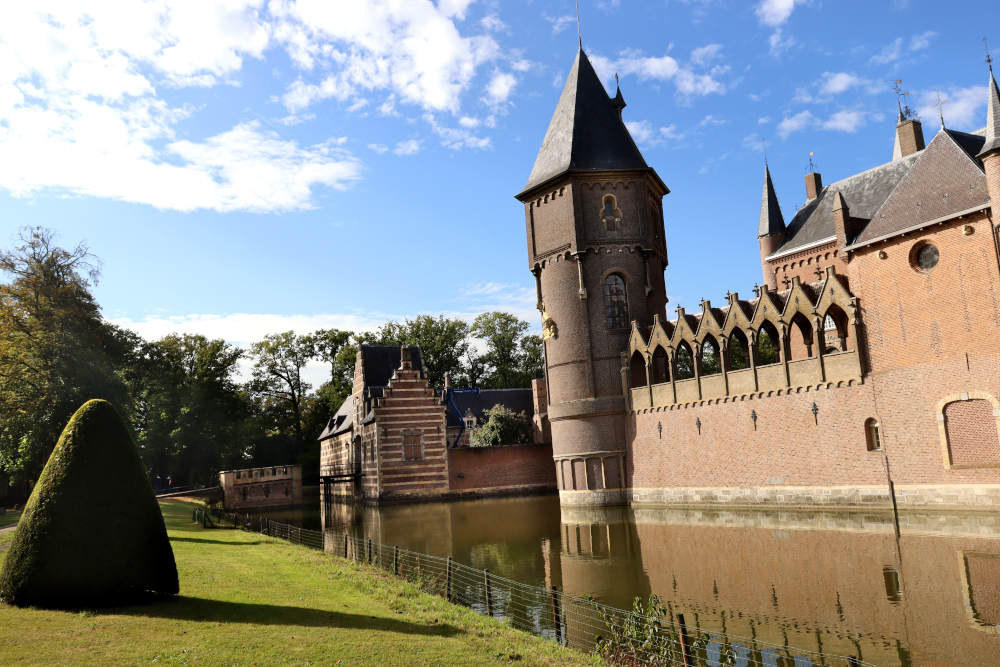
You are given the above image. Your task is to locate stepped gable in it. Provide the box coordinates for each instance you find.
[360,344,424,388]
[852,129,990,247]
[446,388,535,429]
[774,153,919,255]
[519,48,661,196]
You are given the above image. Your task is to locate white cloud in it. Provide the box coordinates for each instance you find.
[820,72,863,95]
[546,15,576,35]
[871,38,903,65]
[909,31,936,51]
[480,14,507,32]
[871,31,935,65]
[916,86,987,130]
[273,0,499,114]
[768,29,796,56]
[743,133,766,152]
[755,0,804,27]
[698,114,727,127]
[625,120,684,148]
[393,139,422,155]
[690,43,723,66]
[778,110,816,138]
[758,116,771,124]
[591,51,725,99]
[368,143,389,153]
[485,72,517,106]
[822,110,866,133]
[423,114,491,150]
[459,116,481,128]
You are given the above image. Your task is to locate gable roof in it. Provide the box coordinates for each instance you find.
[445,388,534,429]
[360,345,424,389]
[318,396,353,440]
[771,152,920,256]
[518,48,663,197]
[851,129,990,247]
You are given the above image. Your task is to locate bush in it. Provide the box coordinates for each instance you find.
[469,404,532,448]
[0,399,178,607]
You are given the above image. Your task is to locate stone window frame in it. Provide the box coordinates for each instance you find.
[602,271,630,331]
[935,392,1000,470]
[864,418,881,451]
[402,429,424,461]
[600,194,623,232]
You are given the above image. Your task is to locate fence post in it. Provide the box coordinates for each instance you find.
[484,569,493,617]
[393,546,399,576]
[446,557,453,603]
[677,613,692,667]
[343,534,349,559]
[551,585,563,646]
[367,538,372,564]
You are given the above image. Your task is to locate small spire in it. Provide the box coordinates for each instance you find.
[758,162,785,238]
[897,99,905,124]
[935,92,946,130]
[576,0,582,49]
[978,57,1000,159]
[612,73,626,116]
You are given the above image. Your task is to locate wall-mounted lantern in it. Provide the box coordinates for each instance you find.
[695,417,702,435]
[811,402,819,425]
[657,421,663,439]
[750,410,758,431]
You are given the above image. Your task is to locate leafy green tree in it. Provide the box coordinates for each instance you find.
[469,405,533,448]
[0,227,125,492]
[355,315,471,388]
[249,331,315,461]
[469,312,544,388]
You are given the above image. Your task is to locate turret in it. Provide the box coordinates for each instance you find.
[757,163,785,289]
[892,102,926,160]
[516,48,668,506]
[978,63,1000,222]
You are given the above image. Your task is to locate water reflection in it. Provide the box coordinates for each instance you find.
[263,496,1000,664]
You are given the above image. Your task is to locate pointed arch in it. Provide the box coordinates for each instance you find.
[650,345,670,384]
[675,341,695,380]
[822,303,851,353]
[629,350,647,389]
[727,329,751,371]
[756,321,781,366]
[699,335,721,376]
[786,311,815,360]
[603,273,630,330]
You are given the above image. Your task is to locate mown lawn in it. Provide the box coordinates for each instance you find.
[0,509,21,529]
[0,499,597,666]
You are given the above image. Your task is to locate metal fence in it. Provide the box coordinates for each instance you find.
[195,508,879,667]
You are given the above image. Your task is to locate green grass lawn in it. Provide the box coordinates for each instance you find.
[0,509,21,529]
[0,500,596,666]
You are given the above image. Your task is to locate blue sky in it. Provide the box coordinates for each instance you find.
[1,0,997,385]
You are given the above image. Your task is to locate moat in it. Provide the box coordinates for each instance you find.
[262,495,1000,665]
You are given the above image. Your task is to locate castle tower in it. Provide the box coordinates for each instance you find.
[515,49,668,506]
[757,163,785,290]
[978,63,1000,221]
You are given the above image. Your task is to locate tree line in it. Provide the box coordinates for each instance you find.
[0,228,543,498]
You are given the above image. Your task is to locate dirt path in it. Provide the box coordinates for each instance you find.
[0,525,15,552]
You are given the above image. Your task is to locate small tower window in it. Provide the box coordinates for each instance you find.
[865,418,881,451]
[464,413,476,430]
[603,274,629,329]
[600,195,623,232]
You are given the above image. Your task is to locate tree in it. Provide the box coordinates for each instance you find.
[354,315,471,388]
[469,404,533,448]
[0,400,178,607]
[469,312,544,388]
[0,227,125,492]
[249,332,315,462]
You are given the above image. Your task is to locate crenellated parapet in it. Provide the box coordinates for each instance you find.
[624,266,864,410]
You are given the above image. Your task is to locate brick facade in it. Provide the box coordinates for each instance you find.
[219,464,303,510]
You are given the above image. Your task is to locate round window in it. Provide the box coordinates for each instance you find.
[912,243,939,271]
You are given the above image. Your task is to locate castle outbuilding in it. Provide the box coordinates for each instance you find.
[521,48,1000,509]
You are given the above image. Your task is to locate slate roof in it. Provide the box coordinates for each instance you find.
[758,164,785,237]
[851,129,990,247]
[518,48,664,197]
[318,396,353,440]
[771,152,920,256]
[445,388,534,429]
[979,68,1000,158]
[360,344,424,389]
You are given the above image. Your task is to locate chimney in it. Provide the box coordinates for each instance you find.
[399,345,412,370]
[804,172,823,200]
[895,118,925,157]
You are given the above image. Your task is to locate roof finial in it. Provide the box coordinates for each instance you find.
[762,137,768,164]
[893,79,914,121]
[986,37,993,74]
[935,92,946,129]
[807,151,816,172]
[576,0,582,49]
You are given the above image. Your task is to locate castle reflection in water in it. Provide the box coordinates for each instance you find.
[272,495,1000,664]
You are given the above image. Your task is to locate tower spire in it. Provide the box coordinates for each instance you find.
[576,0,582,49]
[758,162,785,237]
[978,54,1000,159]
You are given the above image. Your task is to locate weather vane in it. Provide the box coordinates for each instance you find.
[576,0,582,49]
[935,92,946,129]
[807,151,816,173]
[893,80,914,120]
[986,37,993,73]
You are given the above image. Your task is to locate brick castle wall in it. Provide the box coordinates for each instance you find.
[448,444,556,493]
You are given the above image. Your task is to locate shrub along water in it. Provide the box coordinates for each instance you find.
[0,399,178,606]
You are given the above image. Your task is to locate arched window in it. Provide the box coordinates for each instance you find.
[601,195,622,231]
[865,418,881,451]
[675,342,695,380]
[651,345,669,384]
[629,350,647,389]
[727,330,750,370]
[786,312,814,360]
[756,322,780,365]
[700,337,721,375]
[823,305,850,352]
[603,274,629,329]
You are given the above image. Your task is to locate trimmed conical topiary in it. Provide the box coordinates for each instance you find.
[0,399,178,607]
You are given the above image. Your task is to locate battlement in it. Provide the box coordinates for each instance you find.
[625,266,864,409]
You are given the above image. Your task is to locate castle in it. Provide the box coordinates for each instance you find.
[519,47,1000,509]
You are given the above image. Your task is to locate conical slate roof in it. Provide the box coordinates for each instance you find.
[519,49,653,196]
[978,67,1000,159]
[758,164,785,237]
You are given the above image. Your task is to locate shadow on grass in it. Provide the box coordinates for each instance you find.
[113,596,460,636]
[169,537,265,546]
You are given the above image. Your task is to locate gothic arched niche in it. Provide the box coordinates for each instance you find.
[600,194,623,232]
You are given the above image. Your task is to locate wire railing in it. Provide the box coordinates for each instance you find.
[195,508,879,667]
